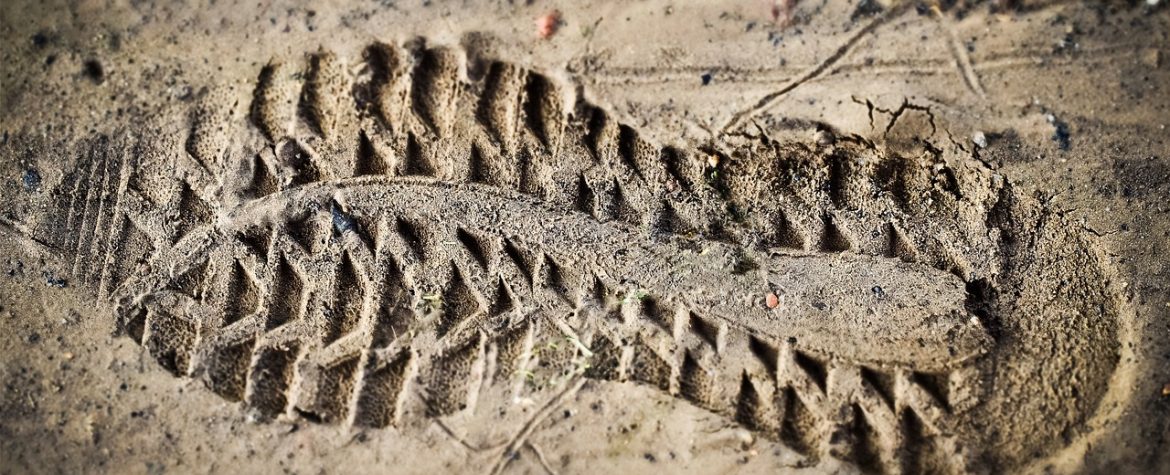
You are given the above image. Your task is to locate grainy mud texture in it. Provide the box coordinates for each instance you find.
[0,1,1167,474]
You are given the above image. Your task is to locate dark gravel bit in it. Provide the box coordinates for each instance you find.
[1052,122,1071,150]
[331,202,356,235]
[22,169,41,191]
[1047,114,1071,150]
[83,59,104,83]
[31,31,49,47]
[43,271,67,288]
[701,72,713,86]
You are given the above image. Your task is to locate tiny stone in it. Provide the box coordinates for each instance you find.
[331,204,356,234]
[972,131,988,148]
[22,169,41,191]
[1142,48,1162,69]
[814,129,835,146]
[765,292,780,309]
[83,59,105,83]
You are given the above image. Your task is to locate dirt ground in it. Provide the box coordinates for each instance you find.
[0,0,1168,474]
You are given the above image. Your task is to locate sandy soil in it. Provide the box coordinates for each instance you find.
[1,0,1168,473]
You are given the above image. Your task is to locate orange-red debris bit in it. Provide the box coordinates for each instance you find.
[765,292,780,309]
[536,10,561,39]
[770,0,797,26]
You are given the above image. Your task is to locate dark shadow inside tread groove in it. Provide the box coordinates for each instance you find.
[267,254,306,330]
[488,277,517,317]
[145,310,198,376]
[403,132,435,176]
[439,265,483,336]
[204,338,256,401]
[859,366,896,410]
[278,140,323,186]
[819,216,855,253]
[748,336,780,374]
[299,354,362,423]
[394,217,428,261]
[629,340,672,391]
[167,259,209,299]
[247,343,301,420]
[175,182,213,242]
[779,387,822,458]
[323,254,364,344]
[794,350,828,392]
[679,351,717,408]
[354,351,414,428]
[248,154,280,198]
[224,259,260,327]
[423,336,486,417]
[410,47,459,137]
[455,227,490,270]
[354,129,388,176]
[735,374,767,431]
[911,372,951,411]
[844,404,884,473]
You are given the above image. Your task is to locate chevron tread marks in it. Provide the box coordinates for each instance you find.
[113,179,988,472]
[21,39,1119,474]
[216,40,1012,287]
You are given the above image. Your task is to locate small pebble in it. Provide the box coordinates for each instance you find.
[22,169,41,191]
[1142,48,1162,69]
[814,129,835,146]
[331,203,356,234]
[765,292,780,309]
[972,131,988,148]
[1046,113,1071,150]
[83,59,104,83]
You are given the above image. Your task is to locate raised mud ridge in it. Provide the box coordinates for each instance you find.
[14,39,1122,474]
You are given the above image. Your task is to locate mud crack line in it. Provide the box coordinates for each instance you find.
[721,2,911,134]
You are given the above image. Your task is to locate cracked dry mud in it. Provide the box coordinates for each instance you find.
[1,1,1168,474]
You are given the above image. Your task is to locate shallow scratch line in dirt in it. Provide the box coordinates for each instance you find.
[0,216,64,258]
[525,441,558,475]
[487,377,586,475]
[721,2,911,134]
[435,419,509,453]
[931,4,986,99]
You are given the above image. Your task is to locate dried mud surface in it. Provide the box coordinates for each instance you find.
[0,1,1167,474]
